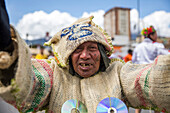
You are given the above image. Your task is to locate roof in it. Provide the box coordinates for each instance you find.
[104,7,131,16]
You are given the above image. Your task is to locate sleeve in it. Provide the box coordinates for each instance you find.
[155,43,170,55]
[120,55,170,113]
[132,49,137,63]
[0,26,53,112]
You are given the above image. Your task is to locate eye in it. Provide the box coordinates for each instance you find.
[74,47,83,53]
[89,46,98,51]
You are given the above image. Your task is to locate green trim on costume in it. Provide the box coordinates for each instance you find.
[11,78,20,94]
[144,69,157,108]
[143,69,167,113]
[54,51,66,67]
[51,44,67,67]
[10,79,22,112]
[110,58,125,64]
[144,69,150,97]
[26,65,46,112]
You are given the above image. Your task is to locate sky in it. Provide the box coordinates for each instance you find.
[5,0,170,40]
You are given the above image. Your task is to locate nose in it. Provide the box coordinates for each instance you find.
[80,49,90,59]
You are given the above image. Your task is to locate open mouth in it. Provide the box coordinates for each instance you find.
[79,63,92,67]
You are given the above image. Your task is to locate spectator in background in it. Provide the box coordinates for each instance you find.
[132,26,169,64]
[109,52,124,60]
[44,32,52,51]
[45,32,51,41]
[109,51,117,59]
[132,26,170,113]
[48,50,54,59]
[124,49,133,62]
[35,46,47,59]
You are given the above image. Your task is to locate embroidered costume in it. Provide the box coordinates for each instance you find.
[0,16,170,113]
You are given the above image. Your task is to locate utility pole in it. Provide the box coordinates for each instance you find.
[137,0,140,35]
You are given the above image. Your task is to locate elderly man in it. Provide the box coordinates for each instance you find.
[0,1,170,113]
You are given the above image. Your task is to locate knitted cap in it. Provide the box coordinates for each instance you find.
[44,16,113,67]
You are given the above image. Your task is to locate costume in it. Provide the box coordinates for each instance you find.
[0,17,170,113]
[132,38,170,64]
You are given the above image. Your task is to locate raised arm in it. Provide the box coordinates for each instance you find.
[0,25,54,112]
[0,1,53,111]
[120,55,170,113]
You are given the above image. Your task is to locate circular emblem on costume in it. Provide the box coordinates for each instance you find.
[96,97,128,113]
[61,99,88,113]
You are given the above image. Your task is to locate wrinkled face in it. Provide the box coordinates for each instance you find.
[71,42,101,78]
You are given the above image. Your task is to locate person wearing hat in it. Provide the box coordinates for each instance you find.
[132,26,170,64]
[0,1,170,112]
[132,26,170,113]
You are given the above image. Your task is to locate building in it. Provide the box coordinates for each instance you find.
[104,7,131,40]
[104,7,132,57]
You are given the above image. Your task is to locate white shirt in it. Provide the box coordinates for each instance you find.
[109,54,117,59]
[132,38,170,64]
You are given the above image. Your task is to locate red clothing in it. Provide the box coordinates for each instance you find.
[124,54,132,62]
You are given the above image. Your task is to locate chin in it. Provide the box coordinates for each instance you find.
[78,72,93,78]
[80,74,92,78]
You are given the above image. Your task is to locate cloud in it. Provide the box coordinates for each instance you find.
[81,10,105,28]
[16,9,170,40]
[16,10,105,40]
[16,10,77,40]
[142,11,170,37]
[130,9,139,34]
[130,9,170,37]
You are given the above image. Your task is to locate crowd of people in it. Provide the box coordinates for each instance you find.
[0,0,170,113]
